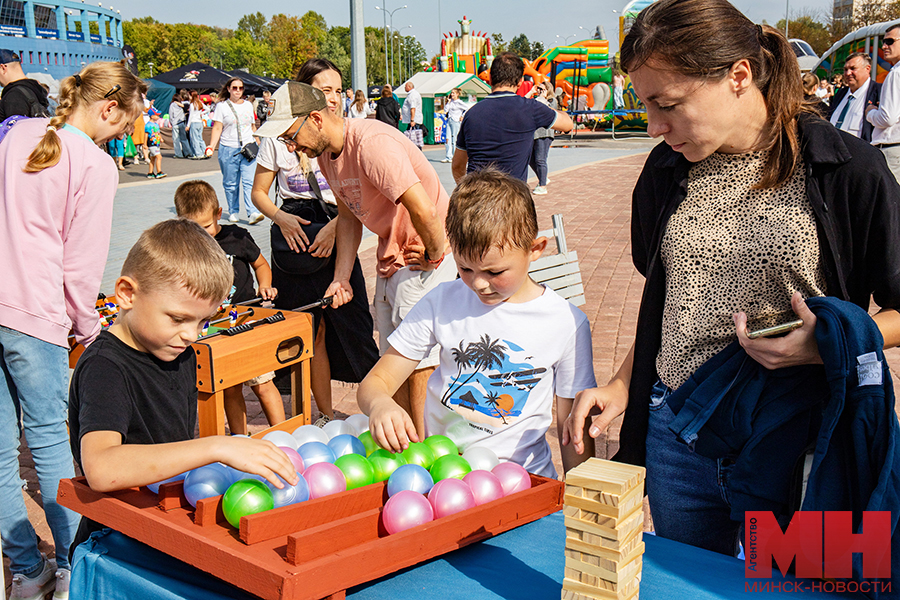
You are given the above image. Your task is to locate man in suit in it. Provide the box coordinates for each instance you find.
[830,51,880,141]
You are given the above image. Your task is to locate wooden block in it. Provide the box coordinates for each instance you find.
[564,459,645,496]
[564,504,643,543]
[193,495,225,527]
[156,481,190,512]
[564,530,643,559]
[564,485,643,519]
[562,575,641,600]
[562,492,642,529]
[564,542,644,583]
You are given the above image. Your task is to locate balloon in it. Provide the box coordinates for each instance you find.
[427,478,476,519]
[303,462,347,499]
[357,430,379,456]
[423,435,459,459]
[387,464,434,497]
[492,462,532,496]
[147,472,186,495]
[322,419,354,439]
[344,413,370,436]
[463,470,505,506]
[462,447,500,471]
[297,441,336,467]
[222,479,274,528]
[401,442,436,470]
[382,490,434,535]
[262,430,299,451]
[369,449,408,482]
[183,464,232,507]
[334,454,375,490]
[327,434,366,458]
[429,454,472,482]
[278,447,305,474]
[292,424,329,447]
[266,473,310,508]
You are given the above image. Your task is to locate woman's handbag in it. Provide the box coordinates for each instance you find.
[226,100,259,161]
[270,171,339,275]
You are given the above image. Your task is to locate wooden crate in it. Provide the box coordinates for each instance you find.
[58,471,563,600]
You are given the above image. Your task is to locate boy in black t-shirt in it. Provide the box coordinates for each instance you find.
[68,220,297,547]
[174,180,285,434]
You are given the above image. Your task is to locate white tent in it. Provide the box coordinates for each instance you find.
[395,72,491,100]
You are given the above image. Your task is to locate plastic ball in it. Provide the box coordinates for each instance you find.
[492,462,532,496]
[429,454,472,482]
[327,434,366,458]
[382,490,434,535]
[222,479,274,528]
[279,447,305,474]
[357,430,379,456]
[344,413,370,436]
[334,454,375,490]
[462,446,500,472]
[292,424,329,447]
[266,473,310,508]
[262,430,299,451]
[369,449,408,482]
[401,442,436,470]
[322,419,354,439]
[423,435,459,459]
[297,441,336,467]
[147,472,186,494]
[303,462,347,499]
[183,464,232,507]
[463,470,505,505]
[387,464,434,497]
[427,478,477,519]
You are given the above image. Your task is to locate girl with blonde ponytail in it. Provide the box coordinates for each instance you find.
[0,59,145,599]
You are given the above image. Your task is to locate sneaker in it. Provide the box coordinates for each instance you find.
[440,158,451,163]
[53,569,70,600]
[10,555,57,600]
[532,186,548,195]
[228,213,240,223]
[249,212,265,225]
[155,172,167,179]
[314,415,332,428]
[146,173,155,179]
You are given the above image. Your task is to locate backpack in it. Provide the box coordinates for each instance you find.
[17,85,51,118]
[0,114,29,145]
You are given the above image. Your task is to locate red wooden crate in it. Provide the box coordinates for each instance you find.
[58,471,563,600]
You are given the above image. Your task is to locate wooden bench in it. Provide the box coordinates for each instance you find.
[531,214,586,307]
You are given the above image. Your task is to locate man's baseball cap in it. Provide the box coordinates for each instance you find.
[0,49,21,64]
[255,82,328,138]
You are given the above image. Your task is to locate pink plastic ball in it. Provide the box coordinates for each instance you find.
[463,470,505,506]
[382,490,434,535]
[304,462,347,499]
[491,462,532,496]
[427,478,476,519]
[278,447,305,474]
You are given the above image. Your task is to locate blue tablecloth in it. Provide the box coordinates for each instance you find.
[70,511,867,599]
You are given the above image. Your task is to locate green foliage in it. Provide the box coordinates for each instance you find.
[491,33,506,53]
[774,14,833,55]
[237,12,268,42]
[508,34,531,59]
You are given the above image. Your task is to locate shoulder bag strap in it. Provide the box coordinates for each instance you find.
[305,169,336,221]
[226,100,243,147]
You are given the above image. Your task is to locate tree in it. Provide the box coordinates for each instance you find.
[491,33,507,53]
[508,34,532,58]
[238,12,268,43]
[775,13,833,55]
[442,341,474,406]
[531,41,545,60]
[484,391,509,424]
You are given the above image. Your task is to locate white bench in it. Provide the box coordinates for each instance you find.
[530,214,586,307]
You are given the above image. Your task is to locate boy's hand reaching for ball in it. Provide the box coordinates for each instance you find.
[217,437,299,488]
[368,396,419,453]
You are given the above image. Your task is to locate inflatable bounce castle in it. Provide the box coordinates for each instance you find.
[439,16,494,81]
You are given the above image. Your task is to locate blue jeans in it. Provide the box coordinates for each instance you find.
[172,121,190,158]
[645,379,742,557]
[530,137,552,186]
[0,326,80,573]
[218,146,257,217]
[189,122,205,157]
[445,118,461,160]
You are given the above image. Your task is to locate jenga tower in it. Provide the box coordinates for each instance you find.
[561,458,646,600]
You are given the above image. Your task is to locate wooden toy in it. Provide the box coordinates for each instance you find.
[561,458,646,600]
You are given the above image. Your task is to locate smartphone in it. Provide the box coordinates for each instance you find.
[746,319,804,339]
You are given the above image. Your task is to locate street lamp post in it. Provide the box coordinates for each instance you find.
[375,5,407,86]
[395,25,413,84]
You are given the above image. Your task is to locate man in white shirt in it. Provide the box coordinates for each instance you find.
[829,52,881,142]
[401,82,424,149]
[867,24,900,181]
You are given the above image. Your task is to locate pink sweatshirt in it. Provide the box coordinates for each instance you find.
[0,118,118,347]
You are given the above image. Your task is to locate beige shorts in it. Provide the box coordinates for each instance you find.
[374,254,457,370]
[148,145,161,157]
[245,370,276,387]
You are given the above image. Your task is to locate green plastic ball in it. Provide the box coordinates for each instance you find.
[401,442,436,470]
[369,449,408,482]
[357,430,379,457]
[423,435,459,459]
[429,454,472,481]
[334,454,375,489]
[222,479,274,528]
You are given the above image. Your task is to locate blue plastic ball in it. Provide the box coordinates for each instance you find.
[297,441,336,467]
[387,463,435,497]
[147,472,186,494]
[327,434,366,458]
[183,464,232,507]
[266,473,310,508]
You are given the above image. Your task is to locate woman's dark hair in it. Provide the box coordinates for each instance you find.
[490,52,525,88]
[621,0,808,189]
[295,58,342,85]
[218,77,244,101]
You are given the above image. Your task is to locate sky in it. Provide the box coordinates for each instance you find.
[112,0,834,57]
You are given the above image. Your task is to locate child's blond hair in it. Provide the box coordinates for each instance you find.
[446,167,539,261]
[174,180,220,218]
[121,219,232,301]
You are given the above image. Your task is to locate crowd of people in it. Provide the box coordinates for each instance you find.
[1,0,899,596]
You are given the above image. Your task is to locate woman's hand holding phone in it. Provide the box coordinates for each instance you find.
[734,292,823,369]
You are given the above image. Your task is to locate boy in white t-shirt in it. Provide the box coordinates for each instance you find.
[358,168,597,477]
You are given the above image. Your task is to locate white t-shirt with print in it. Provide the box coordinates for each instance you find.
[401,89,423,125]
[212,100,255,148]
[388,279,597,478]
[256,138,335,204]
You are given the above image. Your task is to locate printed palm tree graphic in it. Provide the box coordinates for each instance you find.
[440,334,508,406]
[484,391,509,424]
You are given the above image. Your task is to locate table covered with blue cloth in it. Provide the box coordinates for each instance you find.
[70,511,867,599]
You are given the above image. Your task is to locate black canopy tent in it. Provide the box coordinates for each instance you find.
[225,71,277,96]
[151,62,232,93]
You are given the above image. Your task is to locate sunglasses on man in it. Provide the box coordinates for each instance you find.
[884,37,898,46]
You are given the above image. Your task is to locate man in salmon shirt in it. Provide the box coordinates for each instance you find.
[255,82,456,437]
